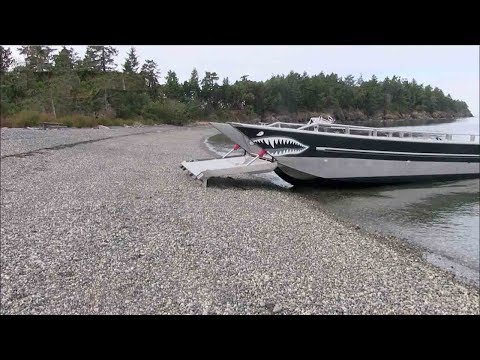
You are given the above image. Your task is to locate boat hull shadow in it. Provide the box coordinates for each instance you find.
[274,166,480,188]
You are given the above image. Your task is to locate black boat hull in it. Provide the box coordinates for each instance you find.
[229,123,480,185]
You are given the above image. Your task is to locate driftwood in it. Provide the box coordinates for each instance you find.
[40,122,67,130]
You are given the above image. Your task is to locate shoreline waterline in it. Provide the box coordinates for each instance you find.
[204,118,479,287]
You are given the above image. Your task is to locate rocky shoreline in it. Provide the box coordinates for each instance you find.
[248,110,474,127]
[1,125,478,314]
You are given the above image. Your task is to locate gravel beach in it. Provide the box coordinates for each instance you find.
[1,125,479,314]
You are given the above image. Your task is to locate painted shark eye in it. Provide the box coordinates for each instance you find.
[256,131,264,136]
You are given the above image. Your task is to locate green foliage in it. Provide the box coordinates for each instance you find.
[82,46,118,72]
[142,99,191,125]
[18,46,55,72]
[0,45,473,128]
[187,68,201,100]
[108,91,150,119]
[0,46,14,73]
[164,70,183,100]
[184,99,204,119]
[59,114,98,128]
[123,47,139,74]
[53,47,78,72]
[140,59,160,99]
[201,71,220,108]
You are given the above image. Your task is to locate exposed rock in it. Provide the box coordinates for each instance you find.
[94,125,110,130]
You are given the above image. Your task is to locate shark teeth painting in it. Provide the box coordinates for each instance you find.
[252,136,309,156]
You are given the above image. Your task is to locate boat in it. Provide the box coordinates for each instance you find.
[181,117,480,186]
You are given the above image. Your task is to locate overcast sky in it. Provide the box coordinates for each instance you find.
[5,45,480,116]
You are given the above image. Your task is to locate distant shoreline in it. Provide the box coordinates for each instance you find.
[245,110,474,126]
[1,111,476,129]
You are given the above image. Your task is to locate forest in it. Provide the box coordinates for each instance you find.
[0,45,473,128]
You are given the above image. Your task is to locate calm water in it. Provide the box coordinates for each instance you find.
[206,117,480,285]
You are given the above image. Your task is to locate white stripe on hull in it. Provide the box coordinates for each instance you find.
[277,157,480,179]
[316,146,479,158]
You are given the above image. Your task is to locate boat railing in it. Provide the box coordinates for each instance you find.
[265,122,479,143]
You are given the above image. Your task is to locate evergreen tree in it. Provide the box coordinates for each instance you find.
[164,70,182,100]
[140,59,160,99]
[82,45,118,72]
[53,46,78,72]
[1,48,474,124]
[201,71,219,106]
[18,45,55,72]
[221,77,232,107]
[123,47,139,74]
[50,47,81,118]
[188,68,201,100]
[0,46,14,73]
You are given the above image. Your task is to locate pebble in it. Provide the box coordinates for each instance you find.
[273,304,283,313]
[1,125,478,315]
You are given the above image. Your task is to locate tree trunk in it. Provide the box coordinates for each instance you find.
[48,73,57,119]
[50,83,57,119]
[104,86,108,110]
[51,97,57,119]
[102,48,106,72]
[122,74,126,91]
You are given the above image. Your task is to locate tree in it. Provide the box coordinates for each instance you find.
[47,71,80,119]
[164,70,183,100]
[49,47,81,118]
[344,75,355,87]
[82,46,118,72]
[187,68,201,100]
[220,77,232,108]
[140,59,160,99]
[356,74,364,86]
[15,46,57,118]
[53,46,78,72]
[1,51,474,124]
[281,71,303,112]
[50,48,76,119]
[18,45,55,72]
[123,47,139,74]
[0,46,14,73]
[201,71,219,106]
[358,75,383,116]
[79,46,119,116]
